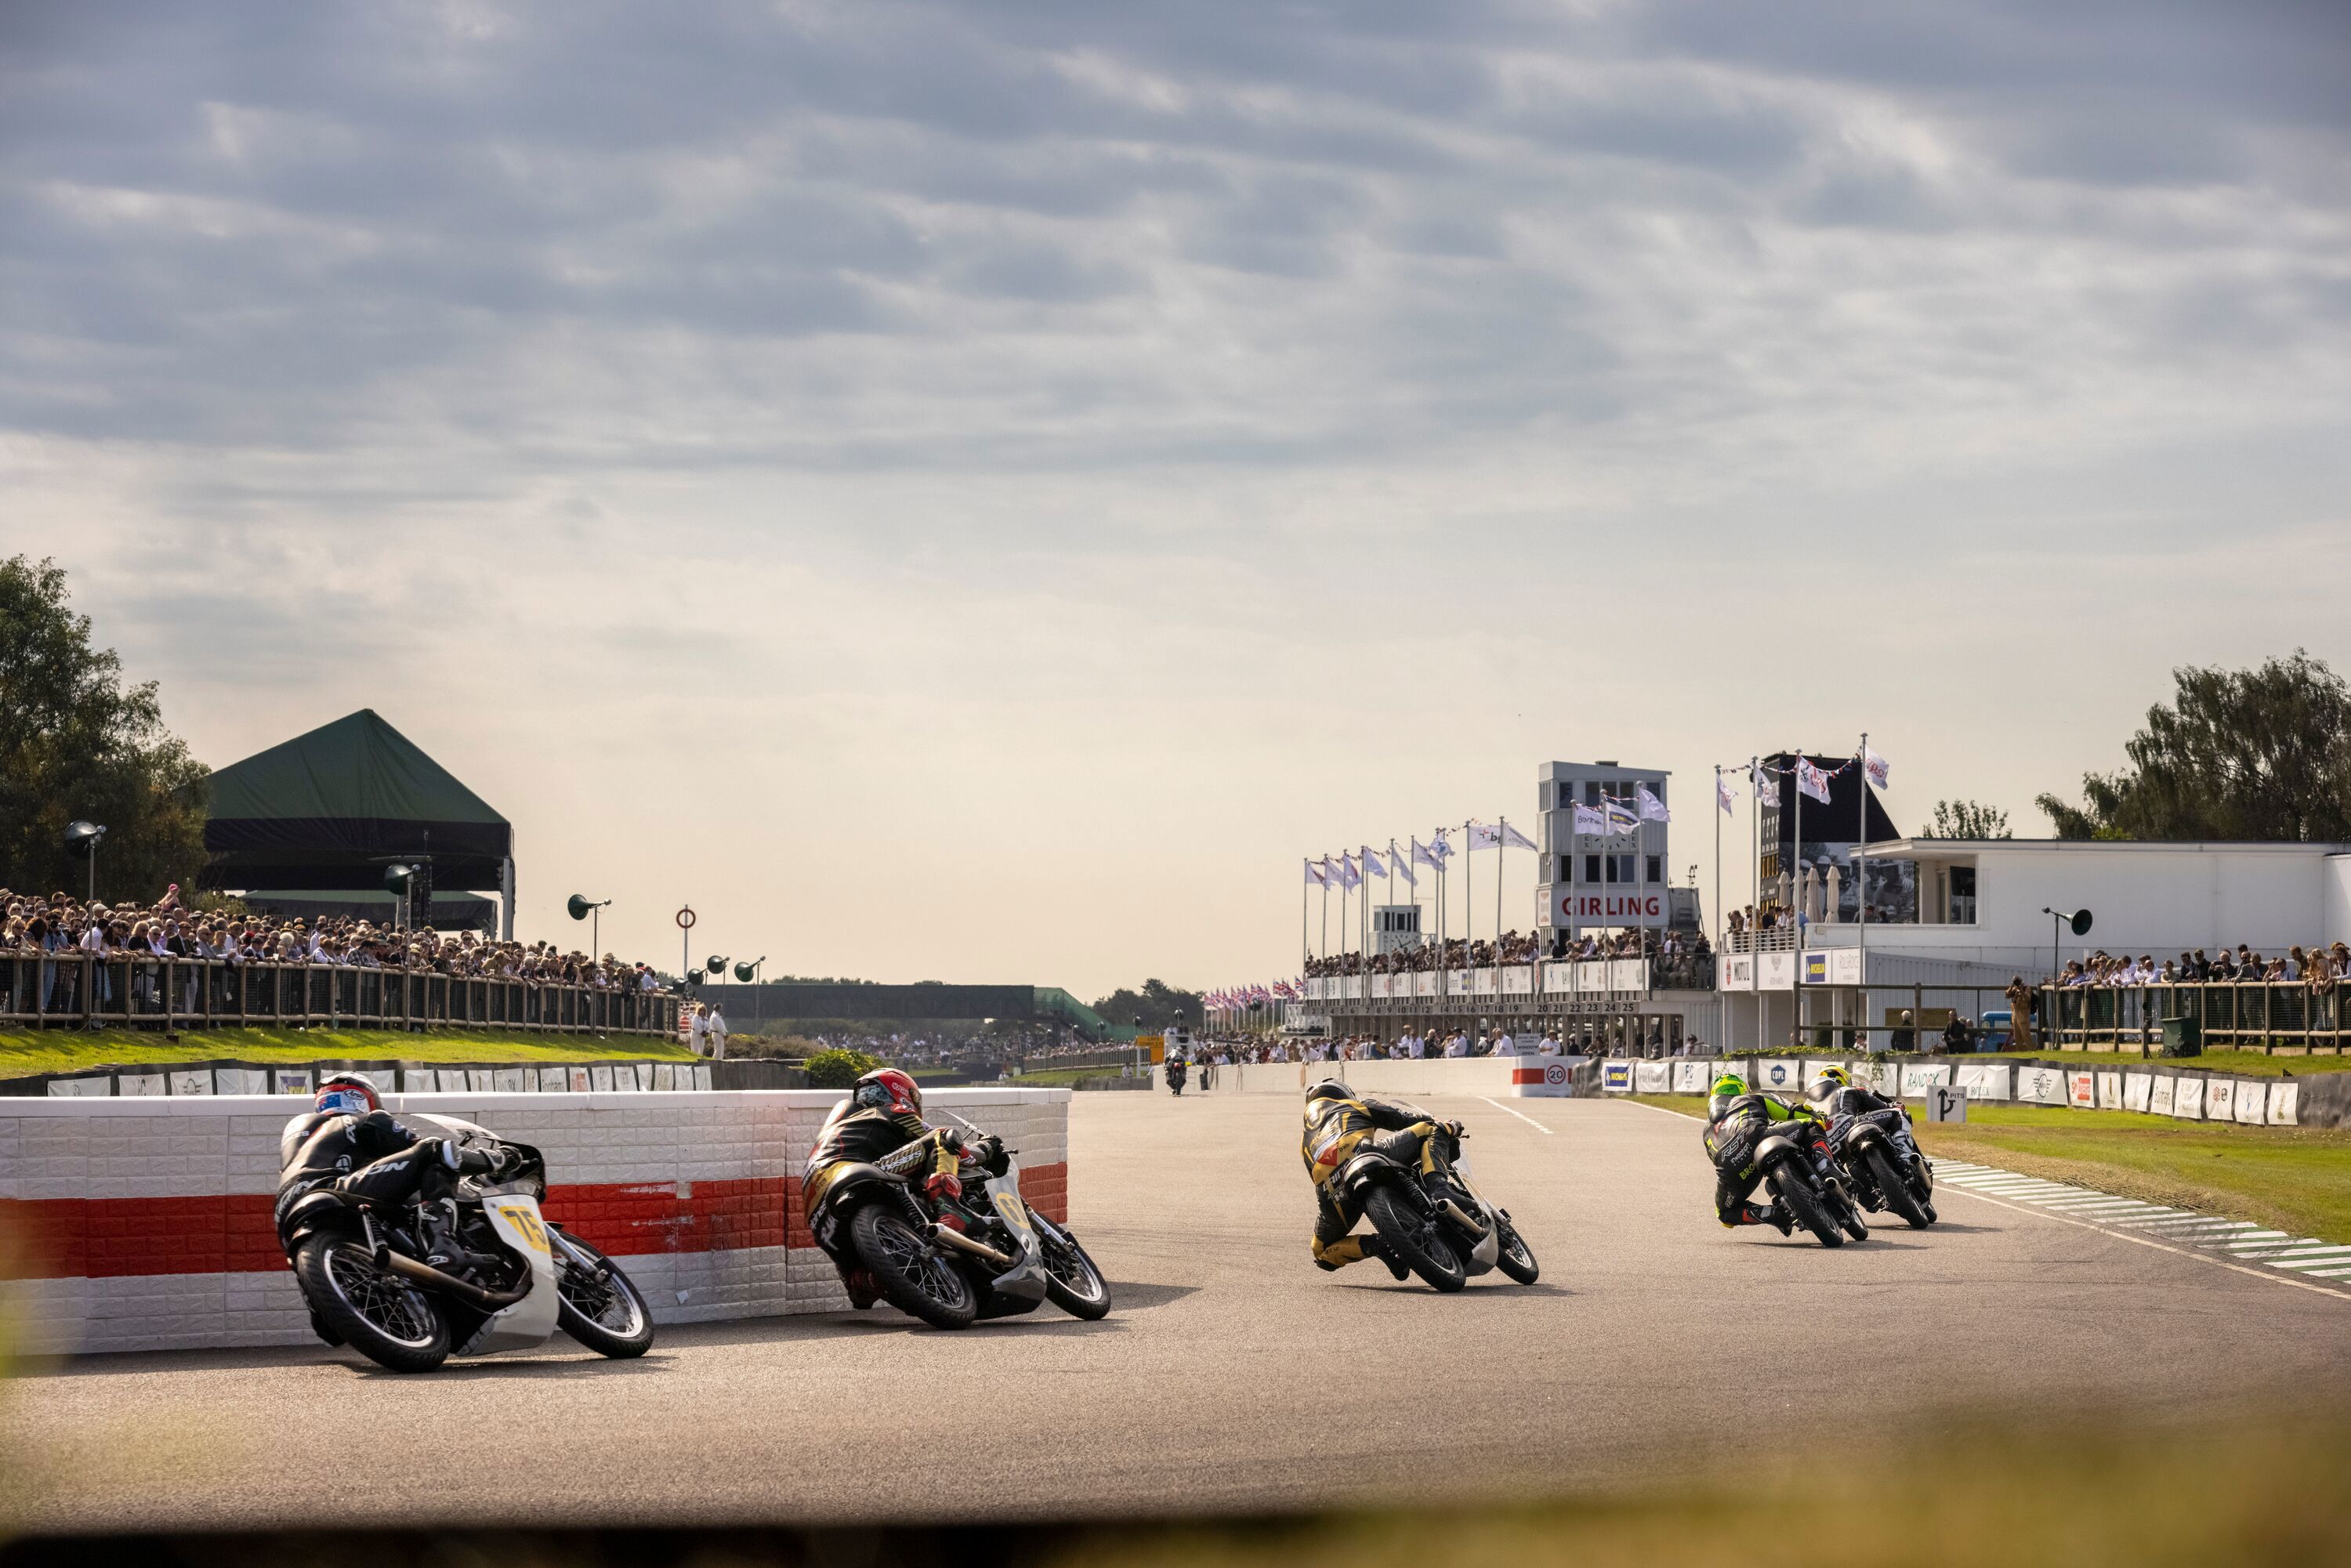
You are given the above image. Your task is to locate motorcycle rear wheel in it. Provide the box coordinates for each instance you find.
[555,1233,657,1357]
[1770,1165,1842,1248]
[1494,1216,1541,1284]
[295,1234,451,1373]
[850,1203,978,1329]
[1364,1186,1466,1291]
[1868,1146,1933,1229]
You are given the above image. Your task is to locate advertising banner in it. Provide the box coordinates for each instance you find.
[2068,1071,2096,1109]
[2269,1081,2299,1126]
[1602,1061,1634,1093]
[2125,1073,2154,1113]
[2150,1075,2176,1115]
[1758,952,1797,991]
[1955,1063,2010,1099]
[1673,1059,1712,1093]
[2016,1066,2066,1106]
[2172,1077,2205,1121]
[1635,1062,1672,1092]
[2234,1081,2266,1125]
[1753,1058,1803,1094]
[1719,954,1755,991]
[1554,889,1666,927]
[2096,1071,2124,1110]
[2206,1079,2236,1123]
[1900,1063,1952,1098]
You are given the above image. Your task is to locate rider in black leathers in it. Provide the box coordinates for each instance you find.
[802,1066,969,1308]
[277,1072,520,1279]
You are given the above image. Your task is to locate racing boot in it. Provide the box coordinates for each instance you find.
[419,1201,505,1280]
[1360,1233,1411,1282]
[842,1266,882,1309]
[1735,1201,1794,1235]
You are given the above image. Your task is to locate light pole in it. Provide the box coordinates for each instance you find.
[64,821,107,902]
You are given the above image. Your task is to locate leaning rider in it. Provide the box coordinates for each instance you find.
[1806,1063,1903,1121]
[1300,1079,1463,1279]
[277,1072,522,1281]
[803,1067,972,1309]
[1702,1072,1830,1235]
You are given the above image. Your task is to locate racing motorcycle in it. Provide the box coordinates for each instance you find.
[1332,1121,1540,1292]
[1755,1121,1871,1248]
[808,1128,1112,1330]
[1828,1106,1937,1229]
[277,1114,656,1373]
[1165,1055,1188,1095]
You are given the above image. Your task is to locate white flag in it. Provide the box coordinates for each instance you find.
[1341,853,1364,889]
[1797,758,1832,805]
[1428,830,1454,864]
[1320,855,1339,886]
[1411,838,1442,871]
[1390,843,1417,886]
[1305,860,1327,888]
[1751,760,1769,798]
[1637,784,1671,824]
[1864,745,1891,790]
[1467,820,1502,851]
[1717,775,1735,816]
[1604,798,1640,835]
[1500,820,1536,850]
[1360,846,1388,878]
[1572,802,1609,836]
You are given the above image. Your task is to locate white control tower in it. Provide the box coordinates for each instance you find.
[1534,760,1676,942]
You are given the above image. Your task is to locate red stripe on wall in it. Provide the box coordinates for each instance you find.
[1,1163,1069,1280]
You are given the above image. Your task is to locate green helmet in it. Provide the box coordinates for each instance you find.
[1708,1073,1747,1120]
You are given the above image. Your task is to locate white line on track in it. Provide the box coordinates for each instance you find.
[1478,1096,1553,1135]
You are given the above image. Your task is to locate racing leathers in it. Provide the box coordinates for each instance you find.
[275,1108,514,1272]
[1301,1092,1459,1273]
[802,1097,965,1303]
[1704,1092,1830,1229]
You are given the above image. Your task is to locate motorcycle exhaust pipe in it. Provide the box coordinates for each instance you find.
[930,1223,1016,1269]
[377,1247,530,1310]
[1437,1199,1489,1236]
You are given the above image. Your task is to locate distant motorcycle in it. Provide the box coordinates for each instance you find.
[1828,1107,1937,1229]
[277,1114,654,1373]
[1165,1056,1188,1095]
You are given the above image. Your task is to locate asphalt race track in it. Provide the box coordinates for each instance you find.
[9,1092,2351,1532]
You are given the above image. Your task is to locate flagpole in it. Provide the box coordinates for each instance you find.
[1752,755,1762,1056]
[1462,819,1473,967]
[1713,766,1723,952]
[1302,859,1310,976]
[1495,817,1505,955]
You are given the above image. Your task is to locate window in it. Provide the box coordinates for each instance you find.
[1603,856,1618,884]
[1559,856,1574,883]
[1584,854,1602,883]
[1585,781,1601,806]
[1616,853,1637,883]
[1951,865,1978,925]
[1540,783,1554,810]
[1646,855,1662,885]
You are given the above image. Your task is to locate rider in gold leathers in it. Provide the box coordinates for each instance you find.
[1703,1072,1833,1233]
[804,1066,972,1307]
[1301,1080,1463,1278]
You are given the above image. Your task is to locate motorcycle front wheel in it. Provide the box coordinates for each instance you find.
[1868,1146,1933,1229]
[1364,1186,1466,1291]
[850,1203,978,1329]
[1494,1215,1541,1284]
[555,1233,657,1357]
[1038,1223,1113,1320]
[295,1234,451,1373]
[1770,1165,1843,1248]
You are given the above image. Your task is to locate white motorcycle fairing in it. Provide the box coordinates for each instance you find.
[1451,1152,1503,1271]
[982,1161,1049,1302]
[454,1190,561,1355]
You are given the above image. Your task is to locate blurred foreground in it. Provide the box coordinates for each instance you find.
[4,1408,2347,1567]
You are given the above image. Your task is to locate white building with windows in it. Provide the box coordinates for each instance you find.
[1535,760,1692,941]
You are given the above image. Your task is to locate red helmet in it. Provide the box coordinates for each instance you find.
[851,1067,922,1117]
[314,1071,381,1115]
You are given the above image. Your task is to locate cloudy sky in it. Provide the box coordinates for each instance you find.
[5,0,2348,998]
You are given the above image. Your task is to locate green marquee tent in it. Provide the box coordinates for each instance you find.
[197,709,514,935]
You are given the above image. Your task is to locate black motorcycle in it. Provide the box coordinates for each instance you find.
[808,1132,1112,1330]
[1828,1107,1937,1229]
[1165,1056,1188,1095]
[1328,1121,1540,1292]
[1755,1122,1871,1248]
[277,1114,655,1373]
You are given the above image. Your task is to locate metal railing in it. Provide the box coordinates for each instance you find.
[1725,928,1800,954]
[0,954,675,1037]
[2034,980,2349,1053]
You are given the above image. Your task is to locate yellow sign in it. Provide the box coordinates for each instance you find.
[1137,1034,1165,1063]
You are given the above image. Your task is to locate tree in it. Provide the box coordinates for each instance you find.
[2036,651,2351,842]
[1920,799,2011,839]
[1089,977,1204,1030]
[0,556,209,900]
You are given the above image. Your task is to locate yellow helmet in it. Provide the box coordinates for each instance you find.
[1808,1064,1852,1099]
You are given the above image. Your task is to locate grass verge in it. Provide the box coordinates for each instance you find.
[1625,1091,2351,1245]
[0,1025,695,1077]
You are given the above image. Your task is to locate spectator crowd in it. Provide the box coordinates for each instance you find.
[2050,942,2351,991]
[1302,926,1710,979]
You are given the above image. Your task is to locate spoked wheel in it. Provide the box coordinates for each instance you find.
[1364,1186,1466,1291]
[295,1234,451,1373]
[1770,1164,1842,1248]
[554,1233,657,1357]
[1868,1146,1933,1229]
[1494,1216,1541,1284]
[1038,1224,1113,1320]
[851,1203,977,1329]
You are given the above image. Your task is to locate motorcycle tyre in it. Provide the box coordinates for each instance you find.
[1364,1186,1466,1292]
[1771,1166,1842,1248]
[1039,1229,1114,1320]
[555,1234,657,1358]
[295,1234,451,1373]
[1838,1192,1871,1244]
[849,1203,978,1330]
[1868,1146,1933,1229]
[1494,1216,1541,1285]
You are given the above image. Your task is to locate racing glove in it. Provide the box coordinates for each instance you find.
[924,1171,964,1203]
